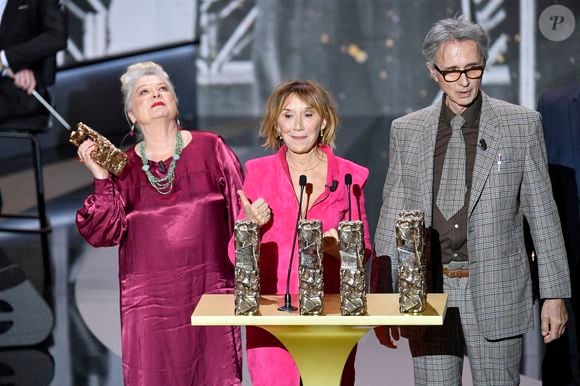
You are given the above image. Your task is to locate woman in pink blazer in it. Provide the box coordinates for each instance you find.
[229,80,371,386]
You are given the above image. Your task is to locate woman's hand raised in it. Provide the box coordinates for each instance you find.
[237,190,271,226]
[77,140,109,180]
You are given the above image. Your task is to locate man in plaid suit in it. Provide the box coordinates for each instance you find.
[373,16,571,386]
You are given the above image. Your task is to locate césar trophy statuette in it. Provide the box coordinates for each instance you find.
[396,210,426,313]
[21,88,128,177]
[233,220,260,316]
[338,220,367,316]
[298,219,324,315]
[69,122,128,176]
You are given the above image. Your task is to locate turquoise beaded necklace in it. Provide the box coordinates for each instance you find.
[138,131,184,195]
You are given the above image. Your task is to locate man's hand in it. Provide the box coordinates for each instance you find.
[322,228,340,259]
[373,326,400,349]
[541,298,568,343]
[12,68,37,94]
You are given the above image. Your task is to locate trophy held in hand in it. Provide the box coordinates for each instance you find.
[70,122,128,176]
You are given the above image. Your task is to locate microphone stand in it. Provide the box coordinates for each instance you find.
[278,174,307,312]
[345,173,352,220]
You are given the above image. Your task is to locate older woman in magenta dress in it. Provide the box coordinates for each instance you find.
[229,80,372,385]
[76,62,243,386]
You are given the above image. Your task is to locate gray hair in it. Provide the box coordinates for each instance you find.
[422,16,490,65]
[120,61,178,115]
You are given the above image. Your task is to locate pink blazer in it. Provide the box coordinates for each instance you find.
[229,145,371,295]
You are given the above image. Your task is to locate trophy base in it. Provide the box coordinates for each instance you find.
[277,305,298,312]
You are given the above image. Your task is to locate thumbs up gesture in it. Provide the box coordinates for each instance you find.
[238,190,272,226]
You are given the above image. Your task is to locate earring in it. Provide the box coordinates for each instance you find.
[176,117,182,128]
[129,122,135,137]
[319,128,325,139]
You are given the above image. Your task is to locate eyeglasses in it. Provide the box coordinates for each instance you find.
[433,63,485,82]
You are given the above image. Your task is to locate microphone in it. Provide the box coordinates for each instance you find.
[278,174,307,312]
[345,174,352,221]
[158,161,167,173]
[326,180,339,192]
[479,139,487,151]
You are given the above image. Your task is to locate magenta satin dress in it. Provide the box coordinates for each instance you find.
[228,145,372,386]
[77,131,243,386]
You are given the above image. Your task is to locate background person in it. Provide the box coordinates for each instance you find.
[0,0,67,219]
[0,0,67,122]
[537,85,580,385]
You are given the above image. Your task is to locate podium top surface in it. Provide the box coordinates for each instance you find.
[191,294,447,326]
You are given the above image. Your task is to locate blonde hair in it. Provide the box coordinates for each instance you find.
[259,80,338,150]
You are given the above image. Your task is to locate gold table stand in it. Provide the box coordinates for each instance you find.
[192,293,447,386]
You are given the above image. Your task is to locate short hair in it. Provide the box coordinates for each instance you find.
[422,16,490,65]
[120,61,178,115]
[259,80,338,150]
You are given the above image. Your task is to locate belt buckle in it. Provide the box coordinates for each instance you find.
[443,265,469,278]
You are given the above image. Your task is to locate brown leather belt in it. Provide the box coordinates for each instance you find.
[443,266,469,278]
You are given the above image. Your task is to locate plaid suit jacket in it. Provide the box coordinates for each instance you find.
[374,92,571,340]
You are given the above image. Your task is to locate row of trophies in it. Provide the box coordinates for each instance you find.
[233,210,428,316]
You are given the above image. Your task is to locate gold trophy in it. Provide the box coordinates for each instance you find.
[298,219,324,315]
[233,220,260,315]
[338,220,367,316]
[396,210,426,313]
[69,122,128,176]
[22,89,129,177]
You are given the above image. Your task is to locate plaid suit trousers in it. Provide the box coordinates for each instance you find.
[408,274,523,386]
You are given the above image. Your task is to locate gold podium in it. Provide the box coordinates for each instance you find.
[191,293,447,386]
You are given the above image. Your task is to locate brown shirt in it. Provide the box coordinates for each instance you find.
[433,92,482,264]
